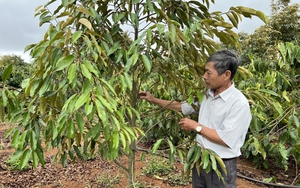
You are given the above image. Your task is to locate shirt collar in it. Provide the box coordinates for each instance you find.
[208,83,235,102]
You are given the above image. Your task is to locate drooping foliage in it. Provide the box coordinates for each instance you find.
[240,43,300,176]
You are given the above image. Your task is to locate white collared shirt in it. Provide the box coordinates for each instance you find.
[181,84,252,158]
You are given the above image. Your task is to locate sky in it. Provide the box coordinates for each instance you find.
[0,0,297,62]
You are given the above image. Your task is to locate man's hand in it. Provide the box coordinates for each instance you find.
[138,91,155,103]
[179,118,198,131]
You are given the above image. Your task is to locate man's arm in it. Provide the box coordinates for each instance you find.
[138,91,182,111]
[179,118,229,147]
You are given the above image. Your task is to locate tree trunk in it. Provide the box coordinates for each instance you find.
[0,106,4,122]
[127,141,136,188]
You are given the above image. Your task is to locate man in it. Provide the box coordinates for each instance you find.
[138,50,252,188]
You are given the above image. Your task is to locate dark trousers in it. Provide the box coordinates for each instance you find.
[192,157,237,188]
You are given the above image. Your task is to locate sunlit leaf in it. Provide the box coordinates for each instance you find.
[75,92,90,110]
[55,55,75,71]
[79,18,93,30]
[68,64,76,83]
[2,64,13,82]
[72,31,82,43]
[80,63,92,80]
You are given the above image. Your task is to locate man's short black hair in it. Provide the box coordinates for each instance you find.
[206,50,239,80]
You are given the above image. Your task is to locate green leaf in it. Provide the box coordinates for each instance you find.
[11,129,20,149]
[272,102,283,115]
[68,64,77,83]
[202,150,210,169]
[177,150,184,163]
[141,54,152,72]
[146,0,154,12]
[36,147,45,166]
[5,127,15,139]
[22,111,31,126]
[282,90,290,102]
[151,139,163,154]
[120,75,127,92]
[32,151,39,168]
[18,130,27,150]
[74,92,89,110]
[107,42,121,56]
[293,115,299,127]
[186,144,197,163]
[120,132,127,149]
[167,139,175,154]
[193,146,201,162]
[146,29,152,47]
[80,63,92,80]
[30,131,37,150]
[112,12,125,23]
[95,100,108,125]
[61,152,67,167]
[32,46,46,58]
[83,60,99,77]
[253,137,266,159]
[2,64,13,82]
[1,90,8,106]
[55,55,75,71]
[72,31,82,43]
[87,123,100,140]
[76,111,84,134]
[259,89,280,97]
[78,6,92,17]
[39,16,54,25]
[278,144,288,160]
[130,12,139,28]
[210,154,217,170]
[111,131,119,149]
[124,73,132,91]
[226,12,238,28]
[67,119,75,138]
[20,149,32,169]
[62,0,68,6]
[125,53,139,72]
[97,96,114,113]
[48,122,57,142]
[215,155,227,175]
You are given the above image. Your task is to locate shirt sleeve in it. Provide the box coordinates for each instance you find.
[216,101,252,149]
[181,101,200,116]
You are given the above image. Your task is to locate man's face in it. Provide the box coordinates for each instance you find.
[202,61,225,90]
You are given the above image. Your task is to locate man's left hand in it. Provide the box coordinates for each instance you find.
[179,118,198,131]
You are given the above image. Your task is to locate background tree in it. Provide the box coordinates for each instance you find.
[240,1,300,63]
[241,43,300,183]
[1,0,266,187]
[0,54,34,88]
[0,54,34,122]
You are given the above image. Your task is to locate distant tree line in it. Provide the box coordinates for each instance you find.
[0,54,35,88]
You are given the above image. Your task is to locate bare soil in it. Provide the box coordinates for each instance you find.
[0,123,298,188]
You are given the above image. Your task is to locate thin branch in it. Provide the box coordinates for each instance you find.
[114,159,129,173]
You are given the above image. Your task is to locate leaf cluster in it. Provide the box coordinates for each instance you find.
[240,42,300,173]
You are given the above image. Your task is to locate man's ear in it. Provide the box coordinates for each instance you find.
[224,70,232,80]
